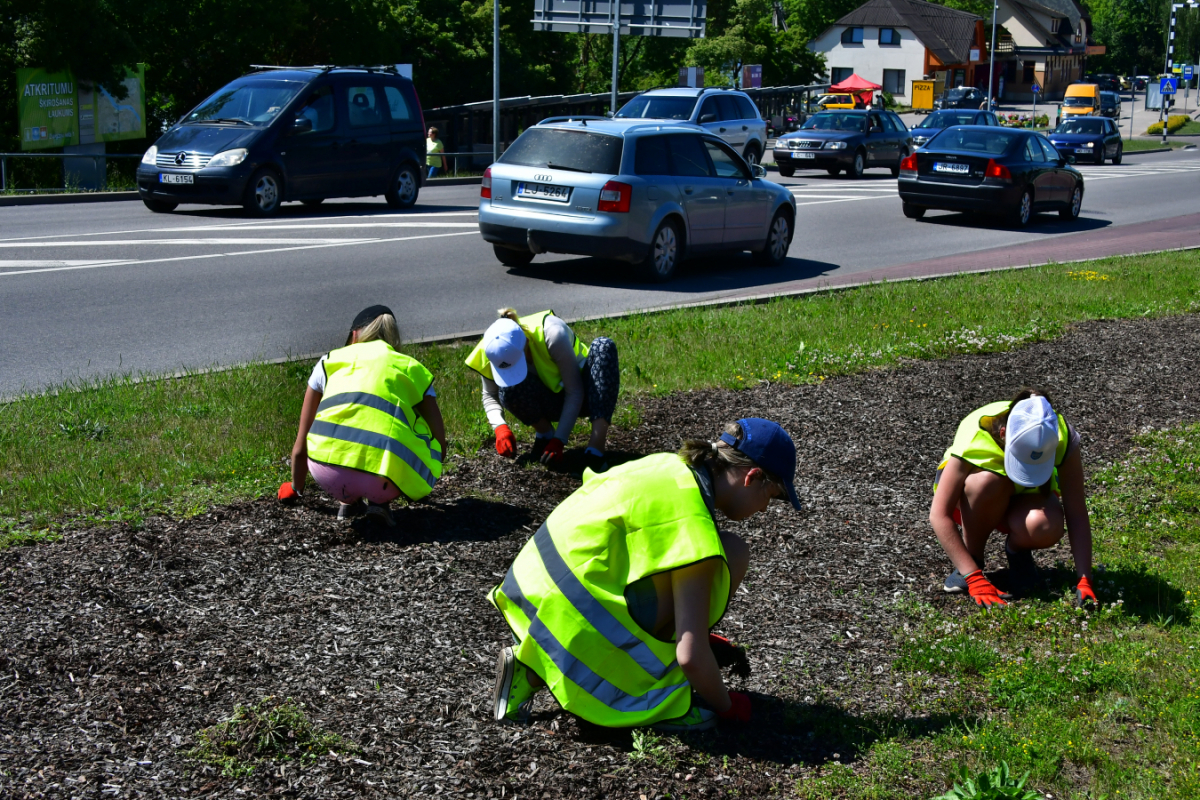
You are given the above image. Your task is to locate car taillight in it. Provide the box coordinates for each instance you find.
[597,180,631,213]
[900,153,917,174]
[984,159,1012,181]
[481,167,492,199]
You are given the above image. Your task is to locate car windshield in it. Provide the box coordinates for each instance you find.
[801,112,865,132]
[186,80,305,125]
[918,111,977,129]
[818,95,853,104]
[927,127,1018,155]
[615,95,697,121]
[945,88,972,100]
[1062,96,1094,107]
[500,128,624,174]
[1055,119,1105,134]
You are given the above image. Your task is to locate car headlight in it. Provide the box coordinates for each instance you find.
[206,148,249,168]
[141,145,157,165]
[824,141,848,150]
[1083,142,1095,148]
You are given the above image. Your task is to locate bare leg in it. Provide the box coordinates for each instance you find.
[958,470,1014,569]
[587,418,611,452]
[1005,491,1065,551]
[532,418,554,436]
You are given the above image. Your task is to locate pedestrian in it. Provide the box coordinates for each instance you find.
[930,389,1096,609]
[465,308,618,472]
[489,418,803,731]
[278,305,447,527]
[426,127,446,179]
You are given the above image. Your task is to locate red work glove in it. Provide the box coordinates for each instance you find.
[277,481,301,505]
[494,424,516,458]
[1076,576,1098,607]
[539,437,565,465]
[717,691,752,723]
[965,569,1011,609]
[709,633,752,679]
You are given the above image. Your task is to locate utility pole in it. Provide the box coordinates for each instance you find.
[493,0,500,162]
[986,0,998,110]
[610,0,621,115]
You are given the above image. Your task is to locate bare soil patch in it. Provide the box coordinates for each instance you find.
[2,315,1198,799]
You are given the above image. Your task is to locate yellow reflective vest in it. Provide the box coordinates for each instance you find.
[489,453,730,727]
[306,340,443,500]
[464,310,589,393]
[934,400,1070,494]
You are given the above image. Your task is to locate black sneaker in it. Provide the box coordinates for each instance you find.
[943,570,968,593]
[365,501,396,528]
[1005,544,1041,593]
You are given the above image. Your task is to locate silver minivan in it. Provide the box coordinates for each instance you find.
[478,119,796,282]
[614,88,770,167]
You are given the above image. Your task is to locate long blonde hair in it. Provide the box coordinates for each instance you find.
[679,421,786,492]
[348,313,402,350]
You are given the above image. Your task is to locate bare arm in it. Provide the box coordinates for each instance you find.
[1056,446,1092,579]
[929,457,978,576]
[672,559,731,713]
[290,387,322,493]
[413,395,448,455]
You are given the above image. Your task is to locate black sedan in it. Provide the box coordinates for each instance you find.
[897,126,1083,227]
[911,109,1001,148]
[773,110,913,179]
[1047,117,1123,165]
[934,86,986,110]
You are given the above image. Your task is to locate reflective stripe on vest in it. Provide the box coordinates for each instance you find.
[933,400,1070,494]
[464,310,589,393]
[306,341,442,500]
[490,453,728,727]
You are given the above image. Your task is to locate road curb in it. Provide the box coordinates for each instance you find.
[427,177,482,186]
[0,191,140,207]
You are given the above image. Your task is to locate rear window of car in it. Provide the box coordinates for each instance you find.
[928,127,1018,155]
[501,128,624,174]
[615,95,697,121]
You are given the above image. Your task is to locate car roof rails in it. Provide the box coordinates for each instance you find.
[250,65,336,72]
[249,64,402,75]
[537,115,610,126]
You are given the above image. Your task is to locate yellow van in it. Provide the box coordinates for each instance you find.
[1061,83,1100,117]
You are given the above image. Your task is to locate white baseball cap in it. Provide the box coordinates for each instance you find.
[482,318,528,387]
[1004,396,1059,488]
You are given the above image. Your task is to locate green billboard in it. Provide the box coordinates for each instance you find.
[17,65,145,151]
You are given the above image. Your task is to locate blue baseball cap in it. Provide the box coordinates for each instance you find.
[719,417,802,510]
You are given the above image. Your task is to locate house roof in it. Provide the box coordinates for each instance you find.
[832,0,982,64]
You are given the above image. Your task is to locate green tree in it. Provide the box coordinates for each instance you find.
[686,0,824,86]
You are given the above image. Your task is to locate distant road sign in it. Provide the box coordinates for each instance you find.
[1031,83,1040,93]
[1185,65,1195,80]
[1161,76,1178,95]
[532,0,707,37]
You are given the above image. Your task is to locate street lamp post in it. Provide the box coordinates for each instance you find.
[493,0,500,163]
[987,0,998,110]
[610,1,621,115]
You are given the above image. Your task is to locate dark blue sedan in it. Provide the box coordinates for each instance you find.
[1046,117,1123,165]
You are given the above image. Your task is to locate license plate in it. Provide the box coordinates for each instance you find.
[933,162,970,174]
[516,182,569,202]
[1075,148,1093,154]
[792,152,815,159]
[159,173,194,184]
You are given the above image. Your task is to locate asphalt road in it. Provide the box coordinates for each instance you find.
[1,148,1198,397]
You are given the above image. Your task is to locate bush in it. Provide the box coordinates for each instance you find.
[1147,114,1190,135]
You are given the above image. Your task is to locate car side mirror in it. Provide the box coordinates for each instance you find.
[290,116,313,134]
[699,113,717,124]
[751,163,767,179]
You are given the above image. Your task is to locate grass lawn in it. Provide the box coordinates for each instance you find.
[2,249,1200,540]
[1124,138,1194,152]
[796,423,1200,799]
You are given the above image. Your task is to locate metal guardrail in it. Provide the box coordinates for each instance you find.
[0,152,143,193]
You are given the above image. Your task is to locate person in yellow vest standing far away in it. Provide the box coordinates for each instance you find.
[930,389,1096,609]
[426,127,446,179]
[489,418,803,732]
[277,305,447,527]
[465,308,619,474]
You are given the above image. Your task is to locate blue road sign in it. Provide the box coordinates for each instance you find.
[1031,83,1041,93]
[1185,65,1195,80]
[1161,76,1178,95]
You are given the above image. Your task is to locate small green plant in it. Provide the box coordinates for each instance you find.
[932,762,1041,800]
[628,729,675,768]
[189,696,354,777]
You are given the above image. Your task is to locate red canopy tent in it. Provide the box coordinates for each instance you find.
[829,74,882,108]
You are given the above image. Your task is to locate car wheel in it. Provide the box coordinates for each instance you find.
[777,165,795,178]
[752,209,792,266]
[742,145,761,167]
[1060,184,1082,220]
[891,149,907,178]
[848,151,865,179]
[142,197,177,213]
[493,244,535,267]
[902,202,926,219]
[637,218,682,282]
[243,168,282,217]
[826,167,840,177]
[302,198,325,207]
[1011,188,1033,227]
[385,162,420,209]
[1112,145,1123,165]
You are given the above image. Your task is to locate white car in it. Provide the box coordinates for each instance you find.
[614,88,770,168]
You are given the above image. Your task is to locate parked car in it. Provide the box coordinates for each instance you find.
[477,120,797,282]
[935,86,986,110]
[615,88,769,166]
[897,126,1084,227]
[137,66,426,216]
[1061,83,1101,118]
[1133,76,1149,92]
[1098,91,1121,119]
[911,109,1002,148]
[814,93,864,110]
[1087,74,1122,93]
[1047,117,1123,165]
[1119,76,1132,91]
[773,109,913,178]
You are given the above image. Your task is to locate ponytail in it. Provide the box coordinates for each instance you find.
[679,421,786,492]
[988,387,1055,441]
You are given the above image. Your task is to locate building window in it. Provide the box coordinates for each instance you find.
[1023,61,1036,83]
[882,69,906,95]
[879,28,900,45]
[841,27,864,44]
[830,67,854,84]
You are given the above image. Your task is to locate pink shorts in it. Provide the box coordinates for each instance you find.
[308,459,402,505]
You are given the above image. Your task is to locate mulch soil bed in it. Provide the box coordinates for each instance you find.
[2,315,1198,799]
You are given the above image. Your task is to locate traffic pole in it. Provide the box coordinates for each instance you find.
[610,1,620,115]
[986,0,998,109]
[493,0,500,163]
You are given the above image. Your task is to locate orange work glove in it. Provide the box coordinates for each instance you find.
[717,691,752,723]
[1076,576,1098,606]
[495,424,516,458]
[539,437,565,465]
[277,481,301,504]
[965,569,1011,609]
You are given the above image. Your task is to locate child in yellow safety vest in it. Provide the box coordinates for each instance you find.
[490,418,803,732]
[930,388,1096,608]
[277,305,447,527]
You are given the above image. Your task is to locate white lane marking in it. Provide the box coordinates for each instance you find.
[793,195,893,207]
[0,231,479,278]
[159,222,481,231]
[0,259,127,268]
[0,238,384,247]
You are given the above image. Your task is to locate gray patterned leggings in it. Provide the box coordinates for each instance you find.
[498,337,619,426]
